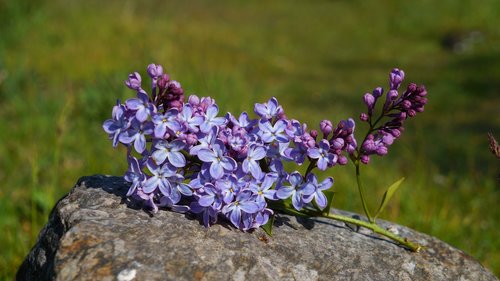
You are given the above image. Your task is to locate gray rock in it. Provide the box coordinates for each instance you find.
[16,175,498,281]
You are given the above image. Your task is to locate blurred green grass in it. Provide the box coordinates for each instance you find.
[1,0,499,279]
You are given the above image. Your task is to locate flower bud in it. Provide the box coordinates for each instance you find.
[320,119,333,136]
[310,129,318,139]
[376,146,388,156]
[125,72,142,90]
[332,138,344,150]
[360,155,370,164]
[147,63,163,78]
[360,113,369,122]
[337,155,348,165]
[373,87,384,98]
[390,68,405,90]
[363,93,375,111]
[188,95,200,106]
[157,74,171,89]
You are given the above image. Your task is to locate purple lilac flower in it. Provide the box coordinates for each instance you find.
[119,119,154,154]
[103,101,128,147]
[151,140,186,168]
[168,175,193,204]
[179,104,204,133]
[142,161,177,195]
[126,91,155,122]
[276,172,315,210]
[152,109,178,138]
[197,140,237,179]
[258,120,288,143]
[124,156,146,196]
[190,126,219,155]
[200,104,226,133]
[125,72,142,91]
[228,112,257,131]
[249,173,278,204]
[254,97,283,120]
[190,201,218,227]
[308,139,337,170]
[242,144,267,179]
[222,190,261,229]
[305,173,333,209]
[216,176,240,204]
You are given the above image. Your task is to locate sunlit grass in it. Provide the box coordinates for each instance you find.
[1,0,499,279]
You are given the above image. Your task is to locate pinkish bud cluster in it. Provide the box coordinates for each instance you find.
[358,68,428,164]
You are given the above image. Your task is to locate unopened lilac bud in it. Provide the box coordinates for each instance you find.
[373,87,384,98]
[337,155,348,165]
[310,130,318,139]
[332,138,344,150]
[188,95,200,106]
[408,109,416,117]
[407,83,417,93]
[360,113,369,122]
[401,100,412,109]
[390,68,405,90]
[167,81,184,95]
[360,155,370,164]
[363,93,375,111]
[320,120,333,136]
[157,74,171,89]
[147,63,163,78]
[382,133,394,145]
[185,134,198,146]
[390,128,401,138]
[125,72,142,90]
[376,146,388,156]
[169,100,183,110]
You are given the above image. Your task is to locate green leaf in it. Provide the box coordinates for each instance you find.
[261,214,275,236]
[374,177,405,219]
[322,190,336,213]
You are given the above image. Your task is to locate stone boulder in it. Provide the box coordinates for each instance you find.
[16,175,498,281]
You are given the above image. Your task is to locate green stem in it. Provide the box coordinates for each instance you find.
[321,212,421,252]
[355,162,374,223]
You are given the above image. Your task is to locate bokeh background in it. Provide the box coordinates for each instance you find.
[1,0,499,279]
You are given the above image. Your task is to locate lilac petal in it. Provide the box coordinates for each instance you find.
[136,108,149,122]
[317,158,328,171]
[134,134,147,153]
[168,151,186,168]
[307,148,321,159]
[152,150,167,165]
[199,122,212,133]
[240,201,260,213]
[220,157,237,171]
[251,146,266,160]
[119,133,136,144]
[210,162,224,179]
[170,189,181,204]
[143,177,159,193]
[274,120,287,131]
[199,195,215,207]
[198,149,217,162]
[154,124,167,138]
[318,177,334,191]
[126,98,143,110]
[276,187,294,199]
[159,181,171,197]
[206,104,219,119]
[301,183,316,196]
[288,172,303,187]
[229,208,241,227]
[292,193,302,210]
[254,104,268,118]
[315,191,327,209]
[249,162,263,179]
[177,183,193,196]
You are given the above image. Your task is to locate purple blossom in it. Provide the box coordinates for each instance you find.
[151,140,186,167]
[307,139,337,170]
[254,97,283,120]
[124,156,146,196]
[103,101,128,147]
[276,172,315,210]
[125,72,142,91]
[258,120,288,143]
[305,173,333,209]
[222,191,261,229]
[179,104,204,133]
[119,119,154,153]
[228,112,257,131]
[249,173,278,204]
[126,92,155,122]
[200,104,227,133]
[197,140,237,179]
[152,109,178,138]
[242,144,267,179]
[142,161,177,195]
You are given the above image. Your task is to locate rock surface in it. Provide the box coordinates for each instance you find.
[17,175,498,281]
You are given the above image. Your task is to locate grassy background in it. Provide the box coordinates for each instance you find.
[1,0,499,279]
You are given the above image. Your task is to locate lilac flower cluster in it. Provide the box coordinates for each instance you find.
[104,64,427,231]
[357,68,428,164]
[103,64,357,230]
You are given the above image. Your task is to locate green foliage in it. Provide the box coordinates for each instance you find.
[374,177,405,220]
[0,0,499,279]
